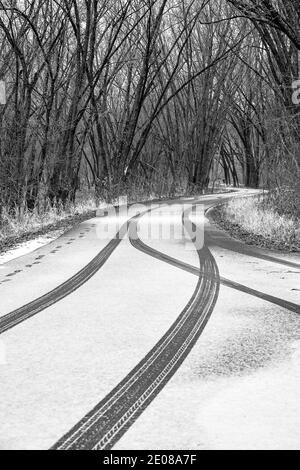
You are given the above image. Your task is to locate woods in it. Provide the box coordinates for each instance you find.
[1,3,300,451]
[0,0,299,213]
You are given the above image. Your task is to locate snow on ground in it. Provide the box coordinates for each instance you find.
[1,190,299,450]
[0,229,65,266]
[116,285,300,450]
[115,199,300,450]
[0,236,197,450]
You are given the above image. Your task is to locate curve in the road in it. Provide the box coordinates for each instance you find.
[0,197,187,336]
[51,207,220,450]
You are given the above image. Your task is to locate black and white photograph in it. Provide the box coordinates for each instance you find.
[0,0,299,454]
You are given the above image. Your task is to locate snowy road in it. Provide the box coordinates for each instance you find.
[0,191,300,450]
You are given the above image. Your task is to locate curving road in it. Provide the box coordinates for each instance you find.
[52,208,220,450]
[0,190,299,450]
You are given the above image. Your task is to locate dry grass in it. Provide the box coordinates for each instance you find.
[0,188,169,250]
[220,196,300,251]
[0,195,96,246]
[0,184,168,248]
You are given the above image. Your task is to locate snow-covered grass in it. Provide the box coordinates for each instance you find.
[0,189,170,252]
[221,196,300,251]
[0,195,96,248]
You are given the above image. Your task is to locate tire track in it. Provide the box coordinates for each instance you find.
[51,207,220,450]
[130,238,300,315]
[206,232,300,270]
[0,220,131,335]
[0,197,179,335]
[205,205,300,270]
